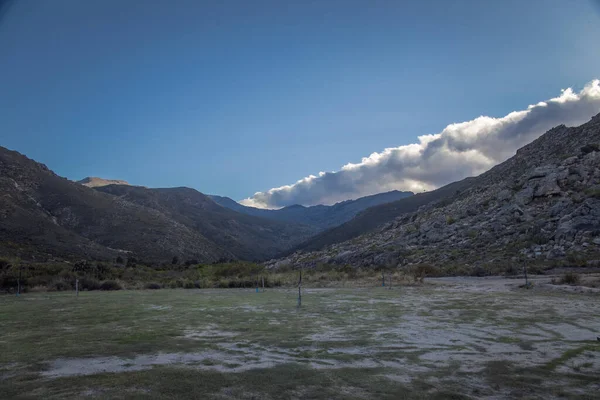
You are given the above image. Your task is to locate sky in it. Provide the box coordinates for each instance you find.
[1,0,600,208]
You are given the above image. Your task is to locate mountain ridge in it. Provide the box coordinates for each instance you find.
[0,147,314,263]
[209,190,414,230]
[267,113,600,271]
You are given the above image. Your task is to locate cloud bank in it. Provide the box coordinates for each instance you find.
[241,79,600,209]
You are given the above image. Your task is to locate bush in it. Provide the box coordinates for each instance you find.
[446,216,456,225]
[49,280,72,291]
[78,277,101,291]
[581,143,599,154]
[0,259,11,270]
[144,282,162,290]
[410,264,439,282]
[585,188,600,199]
[183,280,196,289]
[504,265,519,276]
[560,272,580,285]
[99,280,123,291]
[470,266,487,277]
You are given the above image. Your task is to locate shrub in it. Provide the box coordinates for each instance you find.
[49,280,72,291]
[28,285,48,292]
[504,265,519,276]
[411,264,439,282]
[0,259,11,270]
[566,252,586,267]
[585,188,600,199]
[580,143,599,154]
[171,256,179,265]
[72,260,90,273]
[79,277,101,291]
[115,256,124,264]
[144,282,162,290]
[99,280,123,291]
[182,279,196,289]
[96,264,109,279]
[446,216,456,225]
[470,266,487,277]
[560,272,580,285]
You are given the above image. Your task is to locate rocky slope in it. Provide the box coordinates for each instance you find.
[283,179,473,256]
[209,190,413,230]
[0,147,314,262]
[267,114,600,272]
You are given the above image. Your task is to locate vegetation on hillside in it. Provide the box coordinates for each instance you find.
[0,257,460,293]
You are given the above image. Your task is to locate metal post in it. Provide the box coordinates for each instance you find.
[524,266,529,288]
[262,276,265,292]
[76,278,79,297]
[382,270,385,287]
[388,273,392,290]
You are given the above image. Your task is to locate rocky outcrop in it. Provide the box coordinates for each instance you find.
[266,114,600,272]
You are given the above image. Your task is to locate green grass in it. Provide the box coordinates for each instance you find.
[1,286,599,399]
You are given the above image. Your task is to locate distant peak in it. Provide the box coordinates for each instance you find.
[77,177,130,188]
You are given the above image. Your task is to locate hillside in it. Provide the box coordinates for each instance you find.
[267,114,600,272]
[209,190,413,230]
[0,147,314,263]
[284,179,474,255]
[95,185,317,261]
[0,147,228,262]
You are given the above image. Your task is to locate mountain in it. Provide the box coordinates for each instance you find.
[267,113,600,271]
[284,179,474,255]
[209,190,414,230]
[94,185,317,261]
[78,177,130,188]
[0,147,315,263]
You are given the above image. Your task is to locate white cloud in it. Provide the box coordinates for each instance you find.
[241,79,600,209]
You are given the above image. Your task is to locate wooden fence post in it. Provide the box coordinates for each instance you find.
[17,265,22,296]
[297,269,302,308]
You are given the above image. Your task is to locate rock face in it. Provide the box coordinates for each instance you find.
[0,147,315,263]
[266,114,600,272]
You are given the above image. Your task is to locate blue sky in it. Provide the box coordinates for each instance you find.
[1,0,600,205]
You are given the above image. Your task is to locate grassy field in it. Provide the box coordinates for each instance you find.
[1,282,599,399]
